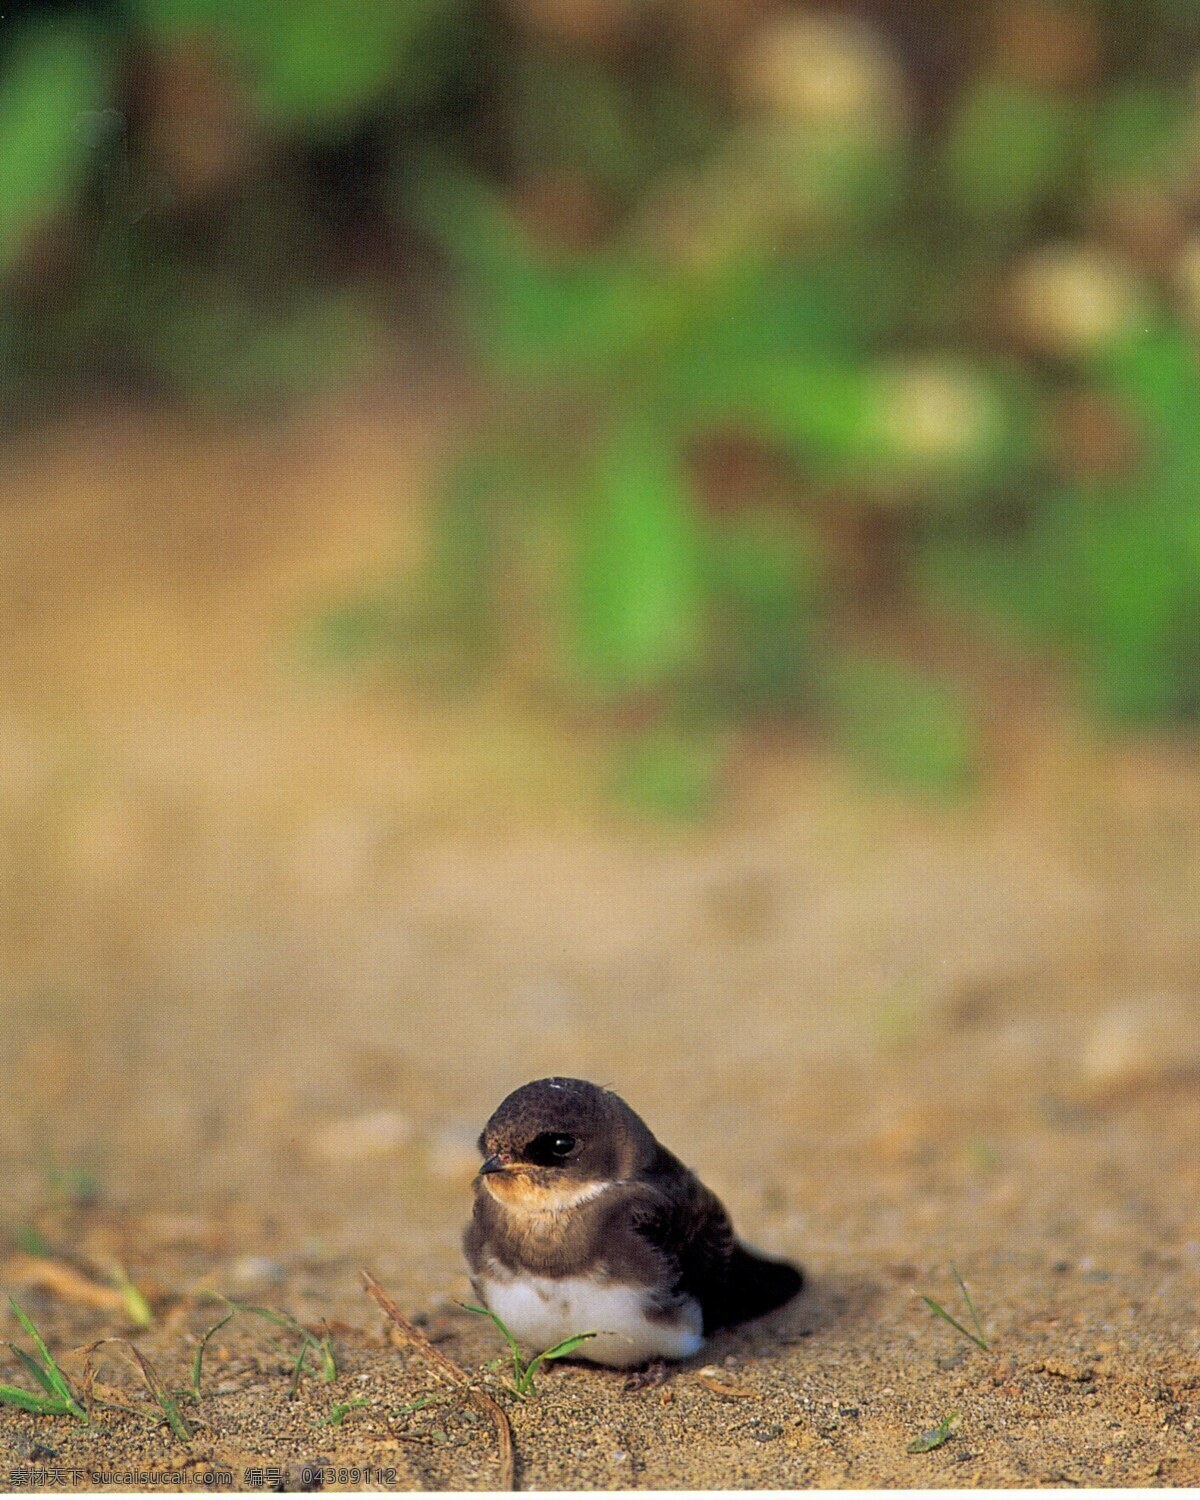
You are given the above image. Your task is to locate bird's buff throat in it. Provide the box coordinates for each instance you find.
[482,1170,611,1215]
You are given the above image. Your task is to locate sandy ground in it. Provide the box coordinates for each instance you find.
[1,393,1199,1489]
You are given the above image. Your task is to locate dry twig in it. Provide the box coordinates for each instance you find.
[361,1269,515,1491]
[4,1254,126,1314]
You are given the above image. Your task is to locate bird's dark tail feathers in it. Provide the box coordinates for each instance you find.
[704,1244,804,1333]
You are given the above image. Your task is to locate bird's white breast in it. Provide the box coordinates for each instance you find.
[479,1269,703,1368]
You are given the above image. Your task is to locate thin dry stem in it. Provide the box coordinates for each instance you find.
[361,1269,515,1491]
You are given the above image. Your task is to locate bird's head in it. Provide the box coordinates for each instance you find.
[475,1077,654,1210]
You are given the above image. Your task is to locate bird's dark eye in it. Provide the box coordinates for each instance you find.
[524,1131,577,1166]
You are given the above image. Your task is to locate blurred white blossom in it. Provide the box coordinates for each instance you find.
[1009,245,1145,355]
[735,12,906,137]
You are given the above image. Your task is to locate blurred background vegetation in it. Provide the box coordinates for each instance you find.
[3,0,1200,811]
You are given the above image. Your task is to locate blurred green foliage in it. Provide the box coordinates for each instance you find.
[944,76,1083,223]
[3,0,1200,805]
[128,0,458,125]
[0,19,106,273]
[927,320,1200,723]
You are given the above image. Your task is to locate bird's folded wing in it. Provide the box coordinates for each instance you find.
[627,1164,737,1313]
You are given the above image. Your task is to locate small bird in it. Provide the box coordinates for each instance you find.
[463,1077,803,1369]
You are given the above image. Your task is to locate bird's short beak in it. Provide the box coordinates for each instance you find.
[478,1153,509,1176]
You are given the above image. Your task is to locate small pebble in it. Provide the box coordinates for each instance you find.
[230,1254,287,1288]
[1080,993,1200,1095]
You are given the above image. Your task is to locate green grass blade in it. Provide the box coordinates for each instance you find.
[204,1296,326,1397]
[461,1303,521,1357]
[463,1301,597,1397]
[8,1341,57,1395]
[288,1336,314,1398]
[114,1268,154,1329]
[323,1396,369,1426]
[920,1295,990,1352]
[460,1301,526,1389]
[130,1348,192,1443]
[190,1308,235,1401]
[907,1409,962,1453]
[0,1382,74,1416]
[951,1265,989,1350]
[216,1298,299,1331]
[534,1332,597,1362]
[517,1331,598,1394]
[7,1299,85,1415]
[9,1298,73,1403]
[158,1390,192,1442]
[397,1395,432,1414]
